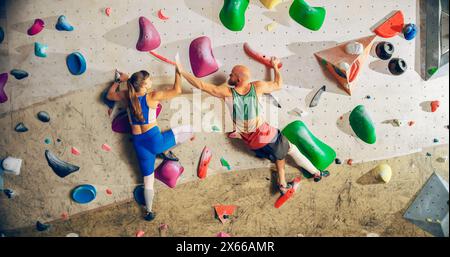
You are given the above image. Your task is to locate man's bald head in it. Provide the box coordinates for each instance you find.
[228,65,251,87]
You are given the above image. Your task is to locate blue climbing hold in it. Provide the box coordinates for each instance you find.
[66,52,87,75]
[403,23,417,41]
[55,15,74,31]
[10,69,29,80]
[36,221,50,232]
[0,27,4,44]
[133,185,146,206]
[34,42,48,58]
[3,189,14,199]
[71,184,97,204]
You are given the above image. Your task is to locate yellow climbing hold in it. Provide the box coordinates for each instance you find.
[265,22,277,32]
[372,164,392,183]
[260,0,282,10]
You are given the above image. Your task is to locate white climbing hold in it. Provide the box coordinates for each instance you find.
[338,61,350,71]
[345,41,364,55]
[372,164,392,183]
[1,157,22,176]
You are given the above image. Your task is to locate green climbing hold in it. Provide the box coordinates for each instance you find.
[44,138,52,144]
[219,0,249,32]
[427,67,438,76]
[282,120,336,171]
[289,0,326,31]
[220,157,231,170]
[212,125,221,132]
[349,105,377,144]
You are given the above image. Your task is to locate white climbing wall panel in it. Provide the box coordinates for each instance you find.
[0,0,448,229]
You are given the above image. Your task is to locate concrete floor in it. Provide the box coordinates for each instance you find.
[4,145,448,237]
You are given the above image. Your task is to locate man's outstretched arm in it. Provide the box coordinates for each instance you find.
[255,57,283,94]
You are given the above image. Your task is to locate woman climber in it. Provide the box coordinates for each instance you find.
[106,67,194,221]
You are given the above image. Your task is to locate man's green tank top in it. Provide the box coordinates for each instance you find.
[231,83,259,124]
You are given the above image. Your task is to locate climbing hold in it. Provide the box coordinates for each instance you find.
[136,230,145,237]
[289,0,326,31]
[66,233,79,237]
[212,125,221,132]
[349,105,377,144]
[366,95,372,99]
[220,157,231,170]
[309,85,326,108]
[136,16,161,52]
[189,36,219,78]
[102,143,111,152]
[0,26,4,44]
[275,177,301,208]
[154,159,184,188]
[288,108,308,117]
[66,52,87,75]
[37,111,50,122]
[105,7,111,16]
[372,164,392,183]
[106,188,112,195]
[2,157,22,176]
[408,121,415,127]
[198,146,212,179]
[433,138,439,143]
[71,147,80,156]
[45,150,80,178]
[220,0,249,31]
[112,105,162,134]
[427,67,438,76]
[36,221,50,232]
[393,119,407,127]
[426,152,432,157]
[157,9,169,20]
[55,15,74,31]
[0,73,7,103]
[314,35,376,95]
[437,156,448,163]
[403,23,417,41]
[282,121,336,171]
[388,58,407,75]
[34,42,48,58]
[260,0,281,9]
[214,205,236,224]
[61,212,69,220]
[375,41,395,60]
[243,42,283,69]
[3,189,14,199]
[345,42,364,55]
[335,158,342,165]
[10,69,29,80]
[71,184,97,204]
[14,122,28,133]
[27,19,45,36]
[347,159,353,165]
[265,22,277,32]
[44,138,52,144]
[149,51,176,66]
[430,100,440,113]
[217,232,231,237]
[373,11,404,38]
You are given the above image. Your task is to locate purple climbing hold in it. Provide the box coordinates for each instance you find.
[0,73,8,103]
[27,19,45,36]
[112,104,162,134]
[189,36,219,78]
[136,16,161,52]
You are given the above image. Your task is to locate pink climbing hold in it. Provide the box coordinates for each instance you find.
[61,212,69,220]
[217,232,231,237]
[136,16,161,52]
[27,19,45,36]
[135,230,145,237]
[157,9,169,20]
[154,159,184,188]
[102,143,112,152]
[0,73,8,103]
[71,147,80,156]
[105,7,111,17]
[189,36,219,78]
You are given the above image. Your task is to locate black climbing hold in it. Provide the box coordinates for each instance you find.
[426,152,432,157]
[309,86,326,108]
[375,41,395,60]
[335,158,342,165]
[366,95,371,99]
[433,138,439,143]
[0,27,4,44]
[3,189,14,199]
[56,138,62,142]
[10,69,29,80]
[388,58,407,75]
[37,111,51,122]
[36,221,50,232]
[45,150,80,178]
[14,122,28,133]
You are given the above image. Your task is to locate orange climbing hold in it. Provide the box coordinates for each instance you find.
[347,159,353,165]
[214,205,237,224]
[373,11,404,38]
[431,101,440,112]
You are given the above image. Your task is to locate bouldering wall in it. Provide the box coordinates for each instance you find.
[0,0,448,230]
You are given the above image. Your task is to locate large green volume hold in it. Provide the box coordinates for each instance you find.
[219,0,249,31]
[349,105,377,144]
[282,120,336,171]
[289,0,326,31]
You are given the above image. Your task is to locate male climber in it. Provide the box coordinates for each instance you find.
[176,57,329,194]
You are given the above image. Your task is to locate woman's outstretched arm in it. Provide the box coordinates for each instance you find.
[151,67,182,101]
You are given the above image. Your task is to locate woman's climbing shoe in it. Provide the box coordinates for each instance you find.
[144,212,156,221]
[157,151,179,161]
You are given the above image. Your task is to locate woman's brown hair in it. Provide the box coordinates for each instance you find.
[127,70,150,123]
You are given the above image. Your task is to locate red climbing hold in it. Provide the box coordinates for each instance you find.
[102,143,112,152]
[136,230,145,237]
[274,177,301,209]
[157,9,169,20]
[106,189,112,195]
[431,101,440,112]
[214,205,236,224]
[347,159,353,165]
[217,232,231,237]
[149,51,176,66]
[105,7,111,17]
[373,11,404,38]
[198,146,212,179]
[71,147,80,156]
[61,212,69,220]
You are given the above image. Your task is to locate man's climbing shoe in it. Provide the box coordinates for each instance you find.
[279,182,293,195]
[313,170,330,182]
[144,212,156,221]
